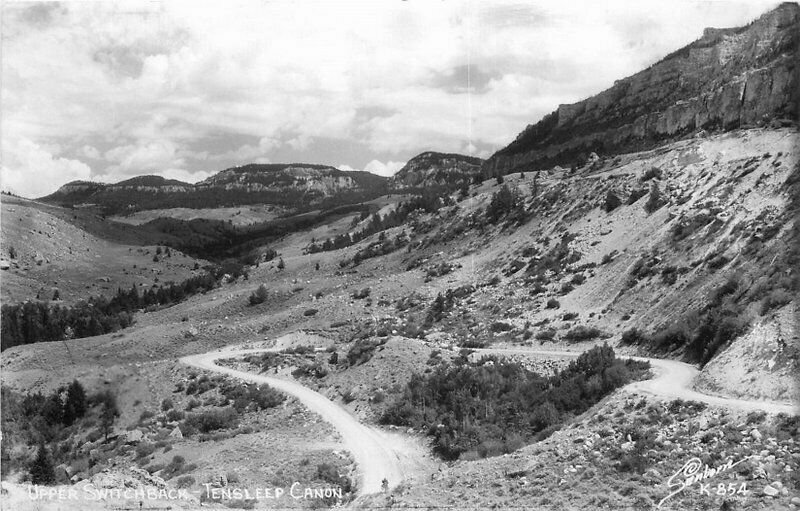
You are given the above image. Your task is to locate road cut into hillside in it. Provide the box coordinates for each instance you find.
[474,347,799,415]
[181,347,433,496]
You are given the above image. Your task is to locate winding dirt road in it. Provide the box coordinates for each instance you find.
[181,344,798,497]
[474,347,799,415]
[180,347,432,496]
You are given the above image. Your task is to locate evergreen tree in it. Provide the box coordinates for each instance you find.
[29,442,55,485]
[644,182,663,214]
[63,380,87,426]
[277,257,285,270]
[98,390,119,441]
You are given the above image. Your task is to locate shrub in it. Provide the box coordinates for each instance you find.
[249,284,269,306]
[563,326,606,343]
[652,324,691,352]
[316,463,352,494]
[351,288,371,299]
[176,475,195,489]
[535,329,556,341]
[620,328,648,345]
[303,308,318,317]
[760,289,792,315]
[640,167,662,181]
[706,254,730,270]
[489,321,513,333]
[135,443,157,459]
[660,266,678,285]
[570,274,586,285]
[347,338,385,366]
[165,409,184,422]
[219,382,285,412]
[562,312,579,321]
[181,408,239,435]
[604,191,621,212]
[643,183,664,214]
[545,298,560,309]
[161,398,173,411]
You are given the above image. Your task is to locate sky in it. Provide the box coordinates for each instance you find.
[0,0,782,197]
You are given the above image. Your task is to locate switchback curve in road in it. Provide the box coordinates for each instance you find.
[180,348,431,497]
[472,347,799,415]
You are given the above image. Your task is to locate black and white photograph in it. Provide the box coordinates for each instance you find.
[1,1,798,509]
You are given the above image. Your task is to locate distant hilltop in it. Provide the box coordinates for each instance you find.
[390,152,484,190]
[42,165,389,215]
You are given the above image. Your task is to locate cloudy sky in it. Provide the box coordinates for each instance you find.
[1,0,780,197]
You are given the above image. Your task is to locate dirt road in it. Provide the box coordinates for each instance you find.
[474,347,799,415]
[182,344,797,498]
[180,347,433,497]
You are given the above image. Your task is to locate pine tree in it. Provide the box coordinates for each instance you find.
[29,442,55,485]
[63,380,87,426]
[644,182,663,214]
[98,390,119,442]
[277,258,285,270]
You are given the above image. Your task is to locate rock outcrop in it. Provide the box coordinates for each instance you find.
[390,152,484,190]
[484,2,799,174]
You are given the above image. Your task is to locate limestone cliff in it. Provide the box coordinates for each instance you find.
[484,2,799,174]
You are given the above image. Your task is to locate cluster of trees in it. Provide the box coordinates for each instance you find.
[380,344,649,460]
[485,185,527,225]
[1,381,119,484]
[1,271,219,351]
[307,192,448,254]
[349,231,410,266]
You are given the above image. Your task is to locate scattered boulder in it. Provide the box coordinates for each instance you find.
[762,484,779,497]
[125,429,144,444]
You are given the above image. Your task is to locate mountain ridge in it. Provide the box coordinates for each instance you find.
[483,2,800,175]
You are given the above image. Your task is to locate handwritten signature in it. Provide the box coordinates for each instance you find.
[657,456,750,508]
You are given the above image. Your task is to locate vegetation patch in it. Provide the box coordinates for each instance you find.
[380,344,649,460]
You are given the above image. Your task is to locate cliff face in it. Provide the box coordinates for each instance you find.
[485,2,800,174]
[196,164,379,196]
[390,152,484,190]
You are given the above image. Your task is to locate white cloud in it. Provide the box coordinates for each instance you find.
[363,160,405,178]
[0,0,782,193]
[103,139,184,175]
[80,145,101,159]
[208,137,279,162]
[337,164,357,172]
[1,136,92,197]
[156,167,214,184]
